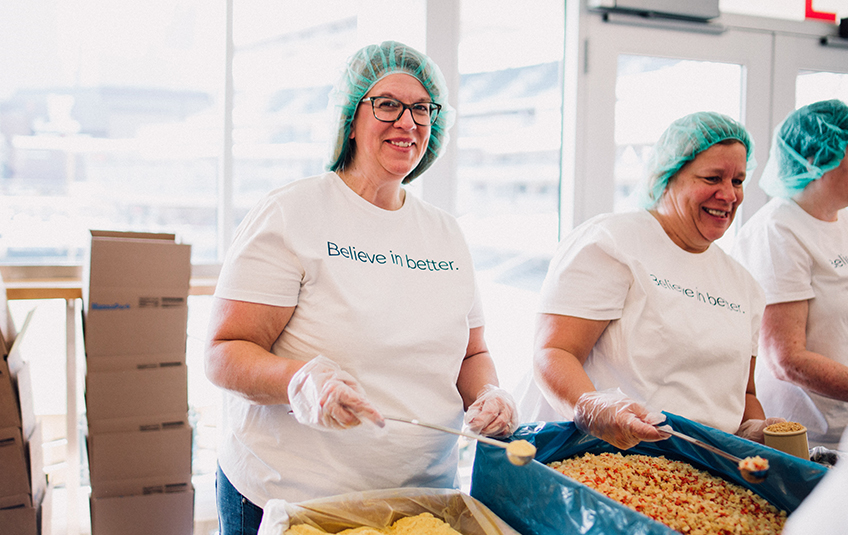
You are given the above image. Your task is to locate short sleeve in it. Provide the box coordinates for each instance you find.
[747,272,766,357]
[733,219,814,305]
[539,223,633,320]
[215,195,304,307]
[467,277,485,329]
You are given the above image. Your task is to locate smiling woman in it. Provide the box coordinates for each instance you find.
[653,141,749,252]
[341,73,435,203]
[205,40,518,535]
[519,110,784,452]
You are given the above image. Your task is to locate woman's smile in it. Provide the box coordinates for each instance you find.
[348,73,431,182]
[653,141,748,253]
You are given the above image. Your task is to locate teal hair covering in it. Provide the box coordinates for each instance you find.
[326,41,456,183]
[758,99,848,199]
[637,111,756,209]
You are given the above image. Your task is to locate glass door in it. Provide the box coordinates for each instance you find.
[773,32,848,122]
[574,14,774,235]
[456,0,565,394]
[613,55,745,214]
[573,13,848,239]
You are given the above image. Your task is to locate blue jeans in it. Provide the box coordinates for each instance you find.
[216,465,264,535]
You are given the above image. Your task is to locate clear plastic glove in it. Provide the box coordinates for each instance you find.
[736,417,786,444]
[287,355,385,430]
[573,389,666,450]
[464,384,519,437]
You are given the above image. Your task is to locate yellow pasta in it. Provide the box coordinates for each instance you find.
[285,513,463,535]
[548,452,786,534]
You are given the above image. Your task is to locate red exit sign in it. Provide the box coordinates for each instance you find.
[806,0,837,22]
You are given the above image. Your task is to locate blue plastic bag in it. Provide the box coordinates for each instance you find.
[470,412,828,535]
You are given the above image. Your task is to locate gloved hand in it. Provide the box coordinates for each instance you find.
[464,384,519,437]
[287,355,384,430]
[736,417,786,444]
[573,389,666,450]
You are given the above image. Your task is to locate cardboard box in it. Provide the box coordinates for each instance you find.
[0,358,21,430]
[85,363,188,434]
[5,308,34,376]
[91,477,192,500]
[85,351,187,373]
[87,423,192,486]
[0,427,30,500]
[259,488,520,535]
[85,231,191,303]
[87,286,188,310]
[0,493,31,510]
[0,482,54,535]
[0,504,38,535]
[84,230,191,358]
[0,270,16,354]
[12,361,36,441]
[1,309,37,439]
[40,481,53,535]
[90,486,194,535]
[84,306,188,357]
[26,423,46,507]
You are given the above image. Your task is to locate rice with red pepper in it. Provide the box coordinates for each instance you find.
[548,452,786,534]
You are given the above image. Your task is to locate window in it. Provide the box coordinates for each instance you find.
[0,0,225,265]
[457,0,564,393]
[611,55,746,250]
[796,71,848,107]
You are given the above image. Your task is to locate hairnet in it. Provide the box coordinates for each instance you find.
[758,99,848,199]
[326,41,456,183]
[637,111,756,209]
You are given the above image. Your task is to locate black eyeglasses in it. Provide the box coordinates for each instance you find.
[361,96,441,126]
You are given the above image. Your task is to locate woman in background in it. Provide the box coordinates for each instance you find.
[732,99,848,450]
[521,111,780,449]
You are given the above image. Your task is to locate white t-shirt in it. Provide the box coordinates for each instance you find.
[520,210,764,434]
[214,172,484,506]
[732,197,848,448]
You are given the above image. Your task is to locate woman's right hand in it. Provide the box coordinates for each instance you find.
[573,389,666,449]
[287,355,385,430]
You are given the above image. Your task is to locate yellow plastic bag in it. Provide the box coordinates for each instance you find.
[258,488,520,535]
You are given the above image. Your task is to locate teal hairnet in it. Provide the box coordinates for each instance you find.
[637,111,756,209]
[327,41,456,183]
[758,99,848,199]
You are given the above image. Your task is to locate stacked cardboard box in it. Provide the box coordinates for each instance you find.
[83,231,194,535]
[0,280,52,535]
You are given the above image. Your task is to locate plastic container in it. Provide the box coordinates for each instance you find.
[257,488,521,535]
[470,412,829,535]
[764,422,810,460]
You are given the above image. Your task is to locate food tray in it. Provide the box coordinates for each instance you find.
[258,487,522,535]
[470,412,828,535]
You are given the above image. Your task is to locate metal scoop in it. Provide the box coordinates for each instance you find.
[657,425,768,484]
[385,416,536,466]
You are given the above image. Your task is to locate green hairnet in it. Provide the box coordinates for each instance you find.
[637,111,756,209]
[326,41,456,183]
[758,99,848,199]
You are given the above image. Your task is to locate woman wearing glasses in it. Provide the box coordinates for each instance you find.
[204,41,517,534]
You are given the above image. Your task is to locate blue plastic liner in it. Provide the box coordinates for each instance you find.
[470,412,828,535]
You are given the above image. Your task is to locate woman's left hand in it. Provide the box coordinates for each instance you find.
[464,385,519,437]
[736,417,786,443]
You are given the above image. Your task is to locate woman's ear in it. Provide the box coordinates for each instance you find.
[349,118,356,139]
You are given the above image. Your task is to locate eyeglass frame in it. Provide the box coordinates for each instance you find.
[360,96,442,126]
